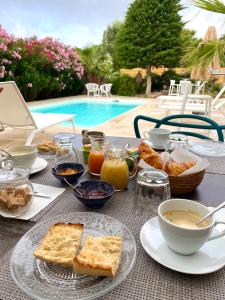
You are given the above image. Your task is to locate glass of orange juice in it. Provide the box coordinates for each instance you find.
[88,137,109,176]
[100,146,137,191]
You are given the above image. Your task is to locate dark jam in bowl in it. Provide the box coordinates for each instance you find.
[84,190,108,199]
[73,180,115,208]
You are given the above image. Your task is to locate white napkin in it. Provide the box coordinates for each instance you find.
[139,147,209,177]
[0,183,65,220]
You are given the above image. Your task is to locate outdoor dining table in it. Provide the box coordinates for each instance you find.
[1,135,225,300]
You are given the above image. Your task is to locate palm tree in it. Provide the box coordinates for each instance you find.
[182,0,225,70]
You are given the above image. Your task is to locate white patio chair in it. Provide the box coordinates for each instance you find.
[184,85,225,118]
[158,81,192,105]
[160,81,193,115]
[168,80,180,96]
[193,81,207,95]
[85,83,99,96]
[0,81,75,145]
[179,80,192,95]
[99,84,112,96]
[159,84,225,118]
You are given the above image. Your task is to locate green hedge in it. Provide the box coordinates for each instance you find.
[0,26,85,101]
[111,70,190,96]
[111,75,137,96]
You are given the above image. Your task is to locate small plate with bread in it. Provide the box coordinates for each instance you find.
[10,212,136,300]
[37,140,68,159]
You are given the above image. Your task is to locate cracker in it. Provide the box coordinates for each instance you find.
[34,223,83,267]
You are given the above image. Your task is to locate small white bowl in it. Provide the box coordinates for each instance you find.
[6,145,37,169]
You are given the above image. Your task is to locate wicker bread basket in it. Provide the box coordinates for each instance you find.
[169,169,205,195]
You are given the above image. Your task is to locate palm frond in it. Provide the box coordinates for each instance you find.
[191,0,225,14]
[181,39,225,70]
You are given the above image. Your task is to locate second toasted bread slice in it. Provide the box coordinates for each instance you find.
[34,223,83,267]
[73,235,123,277]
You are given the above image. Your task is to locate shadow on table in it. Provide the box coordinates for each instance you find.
[0,217,35,258]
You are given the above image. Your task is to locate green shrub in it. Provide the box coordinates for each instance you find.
[161,69,184,87]
[111,75,137,96]
[0,26,84,101]
[110,70,192,96]
[151,73,164,91]
[205,79,222,96]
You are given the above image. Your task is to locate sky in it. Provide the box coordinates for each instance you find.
[1,0,225,48]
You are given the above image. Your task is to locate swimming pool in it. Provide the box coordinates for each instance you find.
[30,99,143,127]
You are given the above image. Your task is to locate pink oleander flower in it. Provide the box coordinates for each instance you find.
[8,71,13,76]
[0,43,7,51]
[0,25,84,82]
[0,25,15,44]
[12,51,21,60]
[2,58,12,65]
[27,83,32,88]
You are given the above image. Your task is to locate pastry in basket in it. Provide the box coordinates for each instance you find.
[165,160,196,176]
[73,235,123,277]
[138,142,164,170]
[34,223,83,267]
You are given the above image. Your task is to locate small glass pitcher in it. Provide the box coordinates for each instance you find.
[100,146,137,191]
[88,137,109,176]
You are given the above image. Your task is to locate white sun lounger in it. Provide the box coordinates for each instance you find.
[158,84,225,118]
[0,81,75,145]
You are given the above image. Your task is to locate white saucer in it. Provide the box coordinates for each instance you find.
[144,139,165,150]
[30,157,48,175]
[190,141,225,157]
[140,216,225,275]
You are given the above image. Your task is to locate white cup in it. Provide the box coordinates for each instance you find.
[158,199,225,255]
[6,145,37,169]
[143,128,171,148]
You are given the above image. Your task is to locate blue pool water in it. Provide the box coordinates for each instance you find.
[31,100,142,127]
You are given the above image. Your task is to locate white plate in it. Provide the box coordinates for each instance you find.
[140,216,225,275]
[144,139,165,150]
[30,157,48,175]
[190,141,225,157]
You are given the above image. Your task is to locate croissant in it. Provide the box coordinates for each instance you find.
[138,142,164,170]
[165,160,196,176]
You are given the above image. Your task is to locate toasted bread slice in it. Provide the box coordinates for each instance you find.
[34,223,83,267]
[73,235,122,277]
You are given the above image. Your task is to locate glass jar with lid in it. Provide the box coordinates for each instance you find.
[0,159,33,216]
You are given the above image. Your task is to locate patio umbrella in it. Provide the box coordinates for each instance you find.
[191,26,220,80]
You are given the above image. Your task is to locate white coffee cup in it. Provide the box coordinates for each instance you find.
[143,128,171,148]
[6,145,37,169]
[158,199,225,255]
